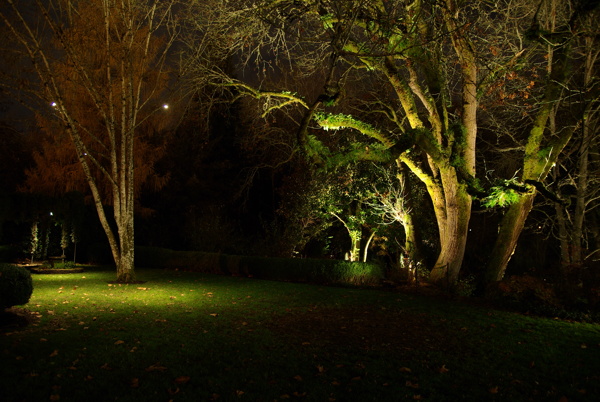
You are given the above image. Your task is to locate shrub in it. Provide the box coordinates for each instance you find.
[0,263,34,309]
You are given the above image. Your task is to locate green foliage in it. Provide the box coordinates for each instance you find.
[0,263,33,309]
[46,261,76,270]
[482,178,523,207]
[305,134,332,162]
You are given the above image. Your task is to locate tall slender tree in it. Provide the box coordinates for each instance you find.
[1,0,177,282]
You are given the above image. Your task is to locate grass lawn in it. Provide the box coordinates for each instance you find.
[1,266,599,401]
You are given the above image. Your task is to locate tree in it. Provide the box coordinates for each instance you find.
[484,0,600,283]
[1,0,177,282]
[184,0,524,287]
[536,33,600,277]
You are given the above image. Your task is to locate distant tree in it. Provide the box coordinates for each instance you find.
[1,0,178,282]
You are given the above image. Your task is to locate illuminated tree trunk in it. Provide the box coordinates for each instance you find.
[485,194,536,282]
[332,212,362,262]
[428,170,473,287]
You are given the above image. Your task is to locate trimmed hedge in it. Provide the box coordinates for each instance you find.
[0,263,34,309]
[135,246,384,287]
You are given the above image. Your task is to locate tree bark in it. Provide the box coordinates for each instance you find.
[485,194,536,282]
[429,173,472,287]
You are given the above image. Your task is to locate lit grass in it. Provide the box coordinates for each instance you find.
[1,266,599,401]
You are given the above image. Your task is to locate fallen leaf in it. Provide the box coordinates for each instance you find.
[438,365,449,373]
[406,380,419,389]
[146,363,168,372]
[114,340,125,345]
[174,376,190,384]
[209,313,218,317]
[49,350,59,357]
[399,367,412,373]
[293,375,303,381]
[100,363,112,370]
[489,386,499,394]
[168,387,180,395]
[131,378,139,388]
[236,390,245,396]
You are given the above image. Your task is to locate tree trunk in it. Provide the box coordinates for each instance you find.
[485,194,536,282]
[555,202,572,269]
[116,214,135,283]
[429,179,472,287]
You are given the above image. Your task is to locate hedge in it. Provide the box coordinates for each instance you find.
[135,246,383,287]
[0,263,34,310]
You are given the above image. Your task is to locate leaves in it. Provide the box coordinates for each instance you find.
[174,376,190,385]
[146,363,168,372]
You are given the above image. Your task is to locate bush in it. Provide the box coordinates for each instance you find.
[0,263,34,309]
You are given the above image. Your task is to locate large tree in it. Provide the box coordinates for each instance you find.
[184,0,536,286]
[1,0,177,282]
